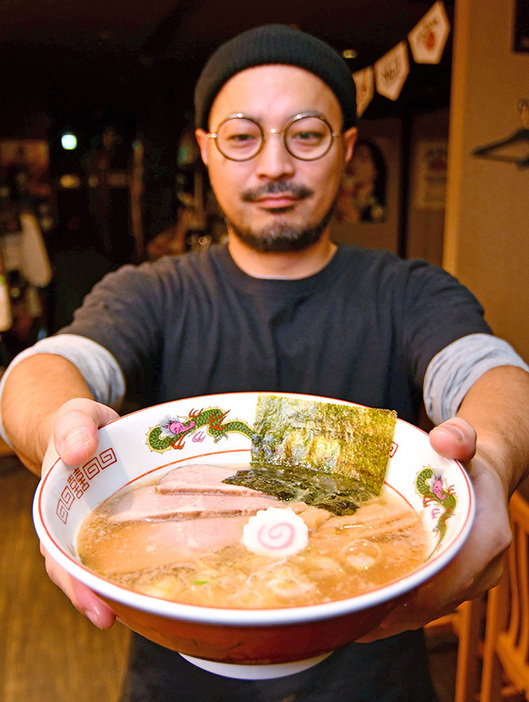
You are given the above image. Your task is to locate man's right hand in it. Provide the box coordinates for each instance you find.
[41,398,120,629]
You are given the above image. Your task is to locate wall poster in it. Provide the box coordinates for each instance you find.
[335,138,388,224]
[413,140,448,210]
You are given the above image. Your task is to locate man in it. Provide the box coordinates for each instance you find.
[2,24,529,702]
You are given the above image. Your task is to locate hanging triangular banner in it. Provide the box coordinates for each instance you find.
[374,41,410,101]
[408,1,451,64]
[352,66,375,117]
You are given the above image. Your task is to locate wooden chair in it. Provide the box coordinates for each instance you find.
[426,597,486,702]
[480,490,529,702]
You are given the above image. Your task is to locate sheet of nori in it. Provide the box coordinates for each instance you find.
[223,464,375,515]
[250,394,397,497]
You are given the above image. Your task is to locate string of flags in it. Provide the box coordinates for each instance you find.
[352,1,451,116]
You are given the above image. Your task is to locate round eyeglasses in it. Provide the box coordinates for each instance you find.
[206,113,340,162]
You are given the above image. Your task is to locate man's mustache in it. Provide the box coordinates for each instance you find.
[241,181,313,202]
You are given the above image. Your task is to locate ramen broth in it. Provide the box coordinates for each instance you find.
[77,463,429,608]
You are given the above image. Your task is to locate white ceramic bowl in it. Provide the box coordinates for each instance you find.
[33,392,474,679]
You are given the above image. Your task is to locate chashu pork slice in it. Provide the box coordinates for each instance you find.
[156,464,265,496]
[79,516,248,574]
[107,486,278,522]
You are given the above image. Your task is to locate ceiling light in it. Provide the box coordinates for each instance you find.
[61,132,78,150]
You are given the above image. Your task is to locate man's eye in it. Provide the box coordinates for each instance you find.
[290,130,324,144]
[230,134,256,143]
[222,133,259,150]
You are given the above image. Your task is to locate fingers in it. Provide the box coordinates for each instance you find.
[39,400,120,627]
[429,417,477,462]
[41,545,116,629]
[358,453,511,642]
[53,399,119,467]
[358,549,506,643]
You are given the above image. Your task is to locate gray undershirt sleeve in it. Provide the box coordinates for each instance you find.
[0,334,126,447]
[423,333,529,425]
[1,331,528,446]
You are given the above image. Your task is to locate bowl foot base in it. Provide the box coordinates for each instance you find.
[179,652,333,679]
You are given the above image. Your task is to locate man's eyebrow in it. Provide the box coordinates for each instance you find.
[217,110,330,125]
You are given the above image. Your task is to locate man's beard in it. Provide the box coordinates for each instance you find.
[224,181,336,254]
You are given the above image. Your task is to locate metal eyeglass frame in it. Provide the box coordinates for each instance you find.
[206,112,341,162]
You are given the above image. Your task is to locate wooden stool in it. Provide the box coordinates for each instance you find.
[480,490,529,702]
[426,597,486,702]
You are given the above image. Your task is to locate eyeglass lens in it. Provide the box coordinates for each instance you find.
[216,116,334,161]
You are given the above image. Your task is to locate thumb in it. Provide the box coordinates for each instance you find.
[429,417,477,462]
[53,399,119,467]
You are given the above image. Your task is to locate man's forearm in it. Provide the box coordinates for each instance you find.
[456,365,529,496]
[0,354,94,475]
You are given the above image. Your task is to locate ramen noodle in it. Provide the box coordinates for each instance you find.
[77,462,428,609]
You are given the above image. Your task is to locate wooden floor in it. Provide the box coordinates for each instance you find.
[0,455,130,702]
[0,455,458,702]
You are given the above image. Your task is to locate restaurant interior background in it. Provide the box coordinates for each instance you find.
[0,0,528,363]
[0,2,529,701]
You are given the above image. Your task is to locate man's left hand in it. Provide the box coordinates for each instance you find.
[357,417,511,641]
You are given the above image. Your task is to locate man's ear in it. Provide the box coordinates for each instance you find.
[195,129,210,166]
[342,127,358,164]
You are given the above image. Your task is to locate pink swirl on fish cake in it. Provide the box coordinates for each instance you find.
[242,507,308,557]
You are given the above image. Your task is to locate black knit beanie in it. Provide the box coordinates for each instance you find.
[194,24,357,131]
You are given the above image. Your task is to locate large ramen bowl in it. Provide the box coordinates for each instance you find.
[33,392,474,680]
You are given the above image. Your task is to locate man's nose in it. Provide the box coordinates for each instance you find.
[254,133,295,179]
